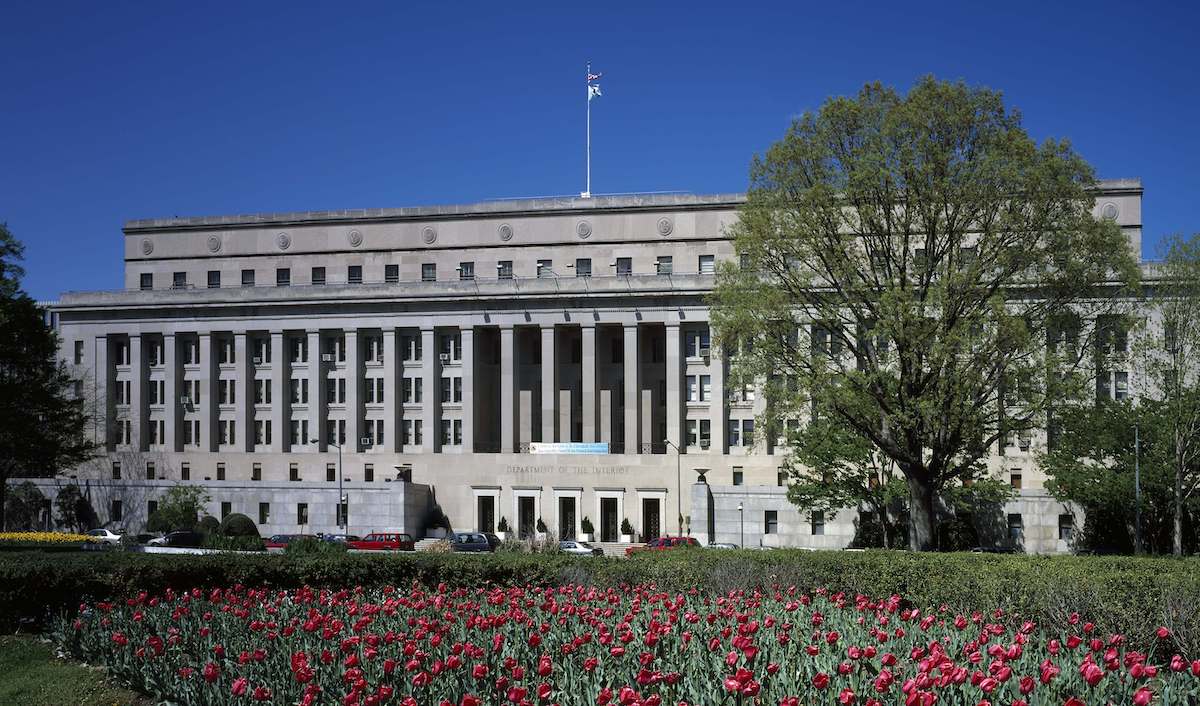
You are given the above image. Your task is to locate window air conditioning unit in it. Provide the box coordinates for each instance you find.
[698,347,710,358]
[321,354,335,363]
[700,439,711,449]
[360,437,372,447]
[439,353,450,363]
[179,396,191,405]
[253,357,263,365]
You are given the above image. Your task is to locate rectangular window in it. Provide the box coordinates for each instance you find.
[258,502,270,525]
[656,256,673,275]
[440,419,452,445]
[181,462,190,481]
[811,511,825,535]
[311,266,326,285]
[326,463,337,482]
[241,269,255,287]
[1114,371,1129,401]
[1058,514,1074,541]
[385,264,399,283]
[290,338,307,364]
[422,263,437,282]
[575,258,592,277]
[458,262,474,280]
[687,376,698,402]
[537,259,553,278]
[742,419,755,446]
[207,270,221,288]
[698,254,715,275]
[685,419,698,446]
[728,421,740,448]
[732,467,744,486]
[276,268,291,286]
[289,463,300,482]
[147,500,158,517]
[111,499,123,522]
[453,419,463,445]
[297,503,309,525]
[699,419,711,448]
[364,464,374,482]
[1007,513,1023,541]
[216,463,226,481]
[221,502,231,519]
[73,340,84,365]
[496,260,514,280]
[764,510,778,535]
[139,273,153,290]
[615,257,632,276]
[348,265,362,284]
[111,461,121,480]
[1010,472,1023,490]
[146,462,155,480]
[252,463,262,481]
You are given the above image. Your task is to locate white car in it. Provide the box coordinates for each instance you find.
[87,528,123,545]
[559,540,604,556]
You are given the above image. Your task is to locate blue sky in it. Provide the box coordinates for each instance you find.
[2,1,1197,300]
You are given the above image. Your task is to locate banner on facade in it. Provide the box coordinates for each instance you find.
[528,442,610,455]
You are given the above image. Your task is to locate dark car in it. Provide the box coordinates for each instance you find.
[450,532,493,552]
[160,530,205,548]
[483,533,502,551]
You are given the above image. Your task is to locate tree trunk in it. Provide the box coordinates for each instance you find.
[1175,445,1186,557]
[907,475,936,551]
[0,478,7,531]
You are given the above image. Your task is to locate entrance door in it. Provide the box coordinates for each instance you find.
[558,497,576,539]
[518,496,536,539]
[477,496,495,533]
[642,498,661,541]
[600,497,618,542]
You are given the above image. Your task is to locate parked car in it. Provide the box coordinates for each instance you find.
[482,533,502,551]
[559,539,603,556]
[134,532,163,545]
[449,532,493,552]
[263,534,314,550]
[348,532,415,551]
[159,530,205,548]
[706,542,739,550]
[86,528,123,545]
[319,534,362,544]
[625,536,701,557]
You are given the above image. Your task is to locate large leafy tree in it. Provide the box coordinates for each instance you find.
[146,484,211,533]
[0,223,96,528]
[712,77,1139,550]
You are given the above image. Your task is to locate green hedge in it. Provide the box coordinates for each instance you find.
[2,549,1198,655]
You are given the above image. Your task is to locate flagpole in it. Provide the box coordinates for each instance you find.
[584,61,591,199]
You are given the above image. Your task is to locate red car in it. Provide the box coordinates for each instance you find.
[348,532,415,551]
[625,536,700,557]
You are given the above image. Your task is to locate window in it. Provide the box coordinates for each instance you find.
[615,257,632,276]
[1058,514,1074,541]
[656,256,673,275]
[324,419,346,445]
[147,500,158,518]
[115,340,130,366]
[139,273,153,290]
[686,330,711,358]
[289,463,300,482]
[497,260,513,279]
[181,462,190,481]
[216,463,226,481]
[777,471,786,487]
[698,254,715,275]
[537,259,553,278]
[402,335,422,362]
[1097,315,1129,355]
[365,336,383,363]
[258,502,270,525]
[686,419,698,446]
[764,510,778,535]
[421,263,437,282]
[403,419,423,446]
[218,338,234,365]
[289,419,308,446]
[441,377,463,403]
[454,419,463,445]
[146,461,156,480]
[1007,513,1023,541]
[254,420,271,446]
[241,269,255,287]
[364,464,374,482]
[111,500,123,522]
[403,376,423,403]
[311,266,326,285]
[575,258,592,277]
[440,419,452,445]
[732,468,744,486]
[221,502,231,519]
[251,463,262,481]
[297,503,309,525]
[384,264,399,283]
[183,339,198,365]
[219,419,235,445]
[168,271,186,289]
[742,419,755,446]
[218,379,234,405]
[207,270,221,288]
[1010,472,1023,490]
[348,265,363,284]
[728,421,741,448]
[326,463,336,482]
[276,268,291,286]
[326,378,346,404]
[255,379,272,404]
[458,262,474,280]
[811,510,826,536]
[365,377,385,403]
[111,461,121,480]
[1114,371,1129,400]
[440,332,462,361]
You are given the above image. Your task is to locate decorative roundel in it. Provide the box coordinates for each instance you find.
[421,226,437,244]
[576,220,593,239]
[140,238,154,255]
[276,232,291,250]
[498,223,514,241]
[657,217,674,236]
[207,235,222,253]
[347,230,364,247]
[1101,202,1119,221]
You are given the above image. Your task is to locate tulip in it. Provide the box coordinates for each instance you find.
[813,672,831,690]
[231,677,249,697]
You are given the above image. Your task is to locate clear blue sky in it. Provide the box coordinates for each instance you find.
[2,1,1197,300]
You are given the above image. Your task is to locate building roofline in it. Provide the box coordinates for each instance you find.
[119,179,1142,234]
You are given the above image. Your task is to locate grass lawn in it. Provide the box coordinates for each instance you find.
[0,635,150,706]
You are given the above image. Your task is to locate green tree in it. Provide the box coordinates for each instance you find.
[146,485,210,532]
[1040,400,1180,554]
[0,223,96,529]
[711,77,1139,550]
[54,483,99,532]
[3,481,46,530]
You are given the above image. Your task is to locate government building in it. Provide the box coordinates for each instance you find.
[34,179,1145,552]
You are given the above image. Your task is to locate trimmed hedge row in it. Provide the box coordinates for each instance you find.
[3,549,1198,655]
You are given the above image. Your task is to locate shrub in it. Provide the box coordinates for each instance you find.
[197,516,220,535]
[284,537,345,556]
[202,534,265,552]
[218,513,259,538]
[497,516,509,533]
[536,517,548,534]
[620,518,634,536]
[580,516,595,535]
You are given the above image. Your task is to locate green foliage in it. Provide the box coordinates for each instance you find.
[0,635,151,706]
[535,517,548,534]
[284,536,345,555]
[4,482,46,531]
[53,484,98,532]
[201,534,264,552]
[496,516,509,533]
[197,515,219,535]
[710,77,1139,550]
[151,485,210,532]
[620,518,634,536]
[218,513,259,538]
[580,516,595,534]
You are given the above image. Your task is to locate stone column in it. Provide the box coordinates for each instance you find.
[164,333,179,452]
[344,329,360,452]
[129,333,145,451]
[234,332,251,451]
[271,331,288,453]
[665,323,682,453]
[93,335,110,449]
[500,326,515,453]
[709,343,726,454]
[581,324,597,443]
[461,326,474,452]
[307,330,324,451]
[421,327,437,452]
[623,324,640,454]
[382,328,399,452]
[541,325,557,443]
[198,333,215,452]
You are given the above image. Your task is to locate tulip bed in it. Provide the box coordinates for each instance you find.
[55,583,1200,706]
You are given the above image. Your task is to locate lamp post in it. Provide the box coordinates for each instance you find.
[312,438,345,530]
[664,438,682,535]
[737,502,744,549]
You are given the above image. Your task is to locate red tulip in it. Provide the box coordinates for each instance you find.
[231,677,248,697]
[461,696,480,706]
[1157,626,1171,640]
[252,686,272,701]
[202,662,220,683]
[1134,687,1152,705]
[838,688,856,704]
[813,672,831,690]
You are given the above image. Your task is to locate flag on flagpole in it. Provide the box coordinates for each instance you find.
[588,83,602,100]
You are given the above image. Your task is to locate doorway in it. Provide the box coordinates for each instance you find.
[600,497,618,542]
[642,498,661,541]
[558,497,576,540]
[477,496,495,533]
[518,496,536,539]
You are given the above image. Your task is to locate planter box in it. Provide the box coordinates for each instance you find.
[494,531,507,542]
[620,534,633,544]
[578,533,593,543]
